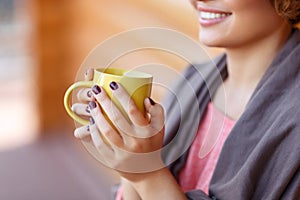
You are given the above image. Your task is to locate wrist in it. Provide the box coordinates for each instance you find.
[121,178,141,200]
[118,152,166,182]
[125,168,187,200]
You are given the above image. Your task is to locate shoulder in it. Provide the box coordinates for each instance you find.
[182,54,226,81]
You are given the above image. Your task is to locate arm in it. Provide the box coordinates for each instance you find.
[120,178,141,200]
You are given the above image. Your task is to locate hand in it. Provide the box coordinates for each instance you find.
[72,68,94,139]
[88,81,165,176]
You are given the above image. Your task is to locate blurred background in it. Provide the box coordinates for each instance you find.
[0,0,220,199]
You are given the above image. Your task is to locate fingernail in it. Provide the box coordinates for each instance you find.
[87,90,92,98]
[85,69,89,76]
[87,125,90,132]
[92,85,101,95]
[89,101,97,110]
[148,97,156,105]
[109,81,118,90]
[90,117,95,125]
[85,106,90,113]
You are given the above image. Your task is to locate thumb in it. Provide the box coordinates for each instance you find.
[84,68,94,81]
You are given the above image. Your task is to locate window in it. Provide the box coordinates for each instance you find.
[0,0,38,151]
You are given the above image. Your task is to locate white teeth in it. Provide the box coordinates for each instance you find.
[200,12,230,20]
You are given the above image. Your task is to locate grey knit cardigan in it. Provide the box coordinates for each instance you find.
[162,28,300,200]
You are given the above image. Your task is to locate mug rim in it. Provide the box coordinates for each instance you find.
[94,68,153,79]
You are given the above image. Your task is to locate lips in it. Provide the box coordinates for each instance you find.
[199,12,231,20]
[196,3,232,26]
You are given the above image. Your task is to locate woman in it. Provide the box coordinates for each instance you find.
[72,0,300,199]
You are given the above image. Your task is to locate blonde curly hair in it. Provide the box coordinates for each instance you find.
[273,0,300,25]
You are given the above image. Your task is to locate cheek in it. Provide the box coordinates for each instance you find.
[227,0,277,21]
[232,4,283,35]
[198,0,284,47]
[224,0,283,39]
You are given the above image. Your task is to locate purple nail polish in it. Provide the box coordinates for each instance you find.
[90,117,95,125]
[92,85,101,95]
[87,90,92,98]
[87,125,90,132]
[85,69,89,76]
[109,81,118,90]
[85,106,90,113]
[148,97,156,105]
[89,101,97,110]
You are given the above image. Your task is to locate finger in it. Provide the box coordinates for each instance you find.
[145,97,165,132]
[109,82,148,127]
[89,117,114,158]
[91,85,132,136]
[74,125,90,139]
[76,68,94,103]
[89,101,124,147]
[84,68,94,81]
[77,88,93,103]
[71,103,91,117]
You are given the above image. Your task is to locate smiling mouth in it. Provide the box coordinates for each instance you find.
[200,11,231,20]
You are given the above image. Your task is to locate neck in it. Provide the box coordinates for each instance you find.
[225,24,292,90]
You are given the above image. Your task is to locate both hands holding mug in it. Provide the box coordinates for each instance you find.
[65,68,165,177]
[64,68,187,199]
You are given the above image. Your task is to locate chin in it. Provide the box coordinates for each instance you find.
[198,31,227,48]
[199,38,225,48]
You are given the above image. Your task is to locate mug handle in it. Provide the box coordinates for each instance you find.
[64,81,94,125]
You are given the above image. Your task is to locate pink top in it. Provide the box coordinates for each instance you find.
[116,102,235,199]
[116,187,123,200]
[179,102,235,194]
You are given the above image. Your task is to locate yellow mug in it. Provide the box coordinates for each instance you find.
[64,68,153,125]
